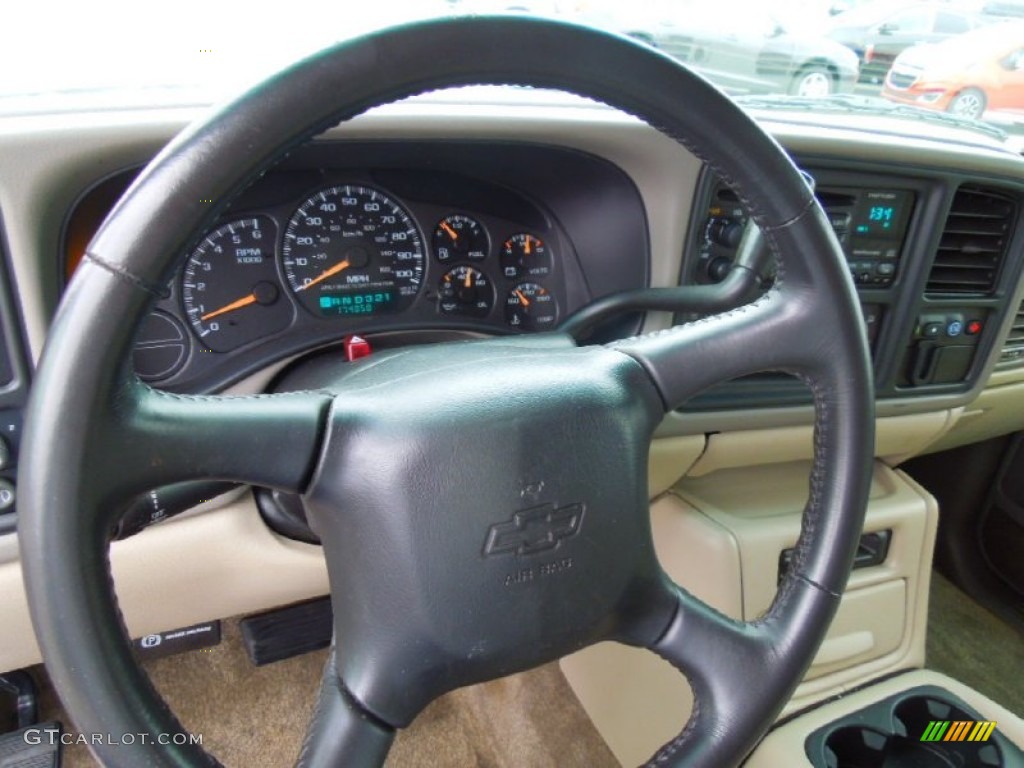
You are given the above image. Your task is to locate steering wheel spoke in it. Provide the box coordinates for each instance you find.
[108,382,331,501]
[612,287,811,411]
[297,646,395,768]
[643,576,841,767]
[613,200,857,414]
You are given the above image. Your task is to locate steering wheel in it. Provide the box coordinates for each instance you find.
[18,15,873,768]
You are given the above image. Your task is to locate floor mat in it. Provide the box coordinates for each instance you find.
[926,571,1024,717]
[37,618,620,767]
[36,572,1023,765]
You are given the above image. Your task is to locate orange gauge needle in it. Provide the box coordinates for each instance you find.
[441,221,458,240]
[201,293,257,321]
[464,269,474,289]
[524,237,532,255]
[297,258,351,292]
[514,289,530,307]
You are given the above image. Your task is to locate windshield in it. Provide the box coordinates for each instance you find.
[5,0,1024,140]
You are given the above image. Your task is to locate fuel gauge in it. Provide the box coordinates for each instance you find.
[433,214,488,262]
[505,283,558,331]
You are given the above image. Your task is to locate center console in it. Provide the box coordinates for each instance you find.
[677,167,1024,411]
[561,456,1024,767]
[560,460,939,766]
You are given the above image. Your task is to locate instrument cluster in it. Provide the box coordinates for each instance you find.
[177,181,563,358]
[64,139,656,394]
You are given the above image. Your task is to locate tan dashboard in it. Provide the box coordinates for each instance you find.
[0,96,1023,713]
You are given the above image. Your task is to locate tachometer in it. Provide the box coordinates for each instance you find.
[282,185,425,317]
[181,216,290,353]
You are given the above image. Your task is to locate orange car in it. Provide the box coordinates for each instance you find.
[882,20,1024,119]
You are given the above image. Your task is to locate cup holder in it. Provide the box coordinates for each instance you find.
[803,684,1023,768]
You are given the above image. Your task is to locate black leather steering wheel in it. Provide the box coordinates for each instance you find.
[18,15,873,768]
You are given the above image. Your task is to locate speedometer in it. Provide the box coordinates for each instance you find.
[281,185,425,317]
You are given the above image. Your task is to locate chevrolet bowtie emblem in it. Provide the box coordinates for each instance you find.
[483,502,586,557]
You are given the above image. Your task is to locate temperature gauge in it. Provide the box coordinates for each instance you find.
[439,266,494,317]
[505,283,558,331]
[500,233,551,279]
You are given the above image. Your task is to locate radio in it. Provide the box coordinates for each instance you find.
[696,182,915,290]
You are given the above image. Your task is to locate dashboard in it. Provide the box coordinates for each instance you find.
[1,93,1024,677]
[59,133,1024,410]
[29,110,1024,546]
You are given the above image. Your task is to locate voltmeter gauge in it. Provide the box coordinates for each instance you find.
[181,217,291,352]
[433,214,488,262]
[438,266,493,317]
[500,233,551,280]
[505,283,558,331]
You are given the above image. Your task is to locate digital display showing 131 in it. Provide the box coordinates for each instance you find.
[852,191,912,238]
[868,205,895,225]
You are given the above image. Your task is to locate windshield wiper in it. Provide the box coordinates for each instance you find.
[734,93,1008,142]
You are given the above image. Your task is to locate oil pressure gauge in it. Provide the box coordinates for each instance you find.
[438,266,493,317]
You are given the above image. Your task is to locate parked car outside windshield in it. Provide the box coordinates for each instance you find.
[825,1,988,84]
[567,0,860,96]
[883,19,1024,118]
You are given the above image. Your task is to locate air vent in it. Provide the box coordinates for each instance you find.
[1000,298,1024,366]
[927,186,1017,296]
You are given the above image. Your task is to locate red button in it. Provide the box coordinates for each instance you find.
[966,321,983,336]
[343,334,372,361]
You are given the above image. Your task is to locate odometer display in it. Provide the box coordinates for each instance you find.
[282,185,425,317]
[319,291,396,315]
